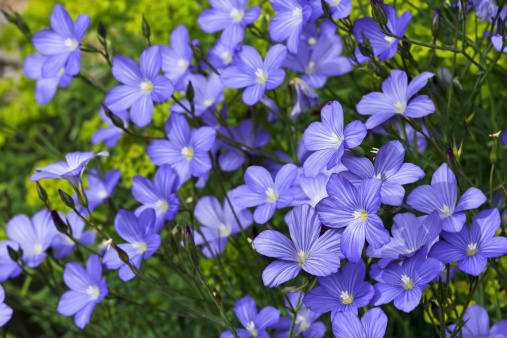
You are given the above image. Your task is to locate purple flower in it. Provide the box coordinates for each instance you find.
[407,163,487,232]
[366,211,441,268]
[492,34,507,53]
[341,140,425,206]
[22,54,73,105]
[253,204,343,287]
[231,163,297,224]
[161,25,193,91]
[370,248,442,313]
[146,114,217,183]
[288,78,320,119]
[220,295,280,338]
[269,0,312,53]
[31,4,89,78]
[220,44,287,105]
[29,151,108,189]
[91,106,129,148]
[260,95,281,123]
[0,241,22,282]
[332,307,388,338]
[103,209,161,282]
[57,255,108,329]
[218,119,270,172]
[284,20,352,88]
[316,175,389,263]
[371,117,430,153]
[0,285,13,327]
[170,73,224,117]
[446,304,507,337]
[82,169,121,211]
[132,164,180,233]
[429,208,507,276]
[207,37,239,70]
[194,194,253,258]
[302,101,367,177]
[292,172,329,208]
[357,70,435,129]
[433,265,458,283]
[303,260,374,317]
[105,46,174,128]
[52,210,96,259]
[352,4,412,62]
[197,0,260,44]
[6,209,57,268]
[474,0,498,21]
[502,130,507,145]
[309,0,352,21]
[272,291,325,338]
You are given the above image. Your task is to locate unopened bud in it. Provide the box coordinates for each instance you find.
[7,246,20,262]
[75,184,88,209]
[51,210,68,234]
[371,0,388,27]
[97,20,107,40]
[431,301,441,320]
[321,0,332,16]
[453,137,463,162]
[115,245,130,265]
[103,105,126,129]
[142,15,151,45]
[405,117,422,132]
[432,9,441,38]
[348,146,366,156]
[186,81,195,107]
[36,182,51,209]
[184,225,195,254]
[58,189,75,209]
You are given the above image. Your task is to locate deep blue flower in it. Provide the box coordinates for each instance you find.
[198,0,260,44]
[231,163,297,224]
[370,248,442,313]
[103,209,161,281]
[220,44,287,105]
[332,307,388,338]
[316,175,389,263]
[357,70,435,129]
[303,260,374,317]
[429,208,507,276]
[22,54,73,105]
[57,254,108,329]
[146,113,217,183]
[105,46,174,128]
[52,210,96,259]
[341,140,425,206]
[31,4,89,78]
[0,285,13,327]
[0,241,22,282]
[253,204,343,287]
[194,194,253,258]
[269,0,312,53]
[446,304,507,338]
[302,101,367,177]
[288,78,320,119]
[407,163,487,232]
[220,295,280,338]
[161,25,193,91]
[284,20,352,88]
[6,209,57,268]
[91,106,129,148]
[81,169,121,211]
[366,211,441,268]
[309,0,352,21]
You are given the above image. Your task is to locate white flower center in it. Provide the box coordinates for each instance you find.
[156,199,169,213]
[467,243,479,256]
[265,187,278,203]
[132,241,147,253]
[181,146,194,160]
[329,133,343,148]
[177,59,189,69]
[340,291,353,304]
[220,51,233,65]
[98,190,108,199]
[401,274,414,290]
[438,204,454,219]
[246,321,257,337]
[296,314,310,332]
[306,61,316,74]
[204,99,213,107]
[331,0,342,6]
[86,285,100,300]
[293,7,303,16]
[373,173,382,179]
[64,38,79,51]
[140,81,153,93]
[308,37,317,46]
[384,36,396,45]
[218,223,231,237]
[394,101,406,114]
[58,67,65,76]
[33,243,43,255]
[297,250,308,265]
[230,8,244,22]
[255,68,268,84]
[406,247,416,254]
[353,210,368,221]
[64,236,75,246]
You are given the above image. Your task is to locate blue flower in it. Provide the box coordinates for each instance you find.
[207,37,239,70]
[220,295,280,338]
[0,285,13,328]
[22,54,73,105]
[316,175,389,263]
[288,78,320,119]
[302,101,367,178]
[91,106,129,148]
[366,211,441,268]
[52,210,96,259]
[81,169,121,211]
[57,255,108,329]
[31,4,89,78]
[446,304,507,337]
[429,208,507,276]
[220,44,287,105]
[303,260,374,317]
[357,70,435,129]
[292,172,330,208]
[407,163,487,232]
[0,241,22,282]
[269,0,312,53]
[105,46,174,128]
[370,117,430,153]
[253,204,343,287]
[198,0,260,45]
[473,0,498,21]
[132,165,180,233]
[146,114,217,183]
[332,307,388,338]
[103,209,161,282]
[231,163,297,224]
[433,265,458,283]
[341,140,425,206]
[6,209,57,268]
[370,248,442,313]
[309,0,352,21]
[284,20,352,88]
[161,25,193,91]
[352,4,412,62]
[193,194,253,258]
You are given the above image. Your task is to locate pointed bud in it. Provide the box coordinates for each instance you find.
[184,225,195,254]
[15,13,32,39]
[115,245,130,265]
[431,301,441,320]
[452,137,463,162]
[97,20,107,40]
[370,0,388,27]
[321,0,332,17]
[432,9,441,39]
[103,105,126,129]
[142,15,151,46]
[186,81,195,112]
[51,210,69,234]
[76,184,89,209]
[58,189,75,209]
[348,146,366,156]
[36,182,51,209]
[7,246,21,263]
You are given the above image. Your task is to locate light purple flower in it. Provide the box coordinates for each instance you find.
[57,254,108,329]
[474,0,498,21]
[332,307,388,338]
[91,106,128,148]
[231,163,297,224]
[0,285,13,327]
[309,0,352,21]
[371,117,430,153]
[429,208,507,276]
[161,25,193,91]
[207,36,239,70]
[269,0,312,53]
[446,304,507,338]
[407,163,487,232]
[292,171,329,208]
[220,44,287,105]
[357,70,435,129]
[0,241,22,282]
[82,169,121,211]
[52,210,96,259]
[288,78,320,119]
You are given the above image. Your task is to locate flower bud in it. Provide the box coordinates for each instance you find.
[370,0,388,27]
[321,0,332,17]
[75,184,89,209]
[186,81,195,109]
[103,105,126,129]
[51,210,69,234]
[432,9,441,38]
[97,20,107,40]
[452,137,463,162]
[115,245,130,265]
[142,14,151,45]
[431,301,441,321]
[184,225,195,254]
[7,246,22,263]
[36,182,51,209]
[58,189,75,209]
